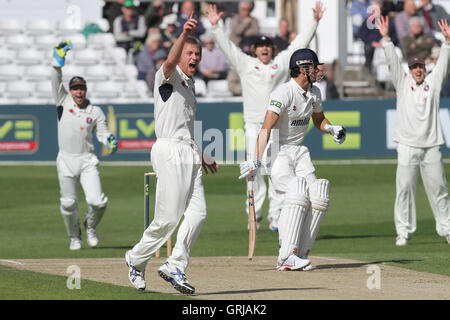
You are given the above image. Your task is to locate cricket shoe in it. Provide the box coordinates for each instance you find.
[125,251,146,291]
[277,254,310,271]
[298,256,314,271]
[158,262,195,295]
[84,222,98,248]
[69,237,82,250]
[395,236,408,246]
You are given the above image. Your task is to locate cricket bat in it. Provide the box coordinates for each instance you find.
[247,176,256,260]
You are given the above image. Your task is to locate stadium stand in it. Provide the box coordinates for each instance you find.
[0,14,152,105]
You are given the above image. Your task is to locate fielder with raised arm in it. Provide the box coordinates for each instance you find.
[239,48,346,270]
[51,40,118,250]
[377,16,450,245]
[205,1,324,232]
[125,13,218,294]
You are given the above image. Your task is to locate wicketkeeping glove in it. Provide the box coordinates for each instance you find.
[324,124,346,144]
[106,134,118,154]
[238,158,261,180]
[53,40,73,67]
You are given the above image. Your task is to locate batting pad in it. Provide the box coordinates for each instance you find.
[298,179,330,258]
[85,204,107,229]
[278,177,310,261]
[60,204,81,238]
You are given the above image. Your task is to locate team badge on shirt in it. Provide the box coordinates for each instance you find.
[293,105,297,111]
[424,85,430,91]
[86,117,92,124]
[272,64,278,70]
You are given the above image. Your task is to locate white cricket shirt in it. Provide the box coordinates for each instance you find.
[267,78,323,146]
[153,65,196,140]
[382,38,450,148]
[51,67,111,154]
[211,19,318,124]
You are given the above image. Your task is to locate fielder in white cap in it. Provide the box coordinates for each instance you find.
[377,16,450,246]
[125,12,218,294]
[51,40,118,251]
[239,48,347,271]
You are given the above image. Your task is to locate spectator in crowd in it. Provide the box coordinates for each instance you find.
[175,0,205,39]
[273,18,291,53]
[160,13,179,51]
[103,0,125,33]
[113,0,147,52]
[81,18,110,39]
[145,49,167,95]
[418,0,449,31]
[136,31,163,80]
[314,64,339,101]
[198,34,229,84]
[395,0,431,46]
[144,0,165,29]
[359,0,398,72]
[350,0,370,39]
[402,17,437,61]
[229,0,260,47]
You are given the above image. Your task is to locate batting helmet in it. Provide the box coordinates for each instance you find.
[289,48,323,70]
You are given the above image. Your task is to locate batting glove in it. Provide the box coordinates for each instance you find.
[324,124,346,145]
[238,158,261,180]
[53,40,73,67]
[106,134,118,154]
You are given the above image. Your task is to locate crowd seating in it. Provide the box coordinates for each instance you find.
[0,18,152,105]
[0,17,237,105]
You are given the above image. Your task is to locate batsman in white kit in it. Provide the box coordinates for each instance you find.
[239,48,347,270]
[377,16,450,245]
[125,13,218,294]
[205,2,324,231]
[51,40,118,250]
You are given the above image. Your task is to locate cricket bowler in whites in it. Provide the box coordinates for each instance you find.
[206,1,324,232]
[377,16,450,246]
[125,13,218,294]
[51,40,118,250]
[239,48,346,270]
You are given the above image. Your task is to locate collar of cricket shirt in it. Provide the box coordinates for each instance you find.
[294,79,312,98]
[176,65,193,84]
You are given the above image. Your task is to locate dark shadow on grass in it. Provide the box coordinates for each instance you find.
[95,246,134,250]
[319,234,390,240]
[196,287,325,297]
[314,259,421,270]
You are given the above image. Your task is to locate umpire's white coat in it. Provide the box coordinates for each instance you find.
[382,38,450,239]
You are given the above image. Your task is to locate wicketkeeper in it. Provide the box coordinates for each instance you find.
[239,48,346,270]
[377,16,450,245]
[51,40,118,250]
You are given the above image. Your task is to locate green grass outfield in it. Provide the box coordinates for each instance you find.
[0,163,449,299]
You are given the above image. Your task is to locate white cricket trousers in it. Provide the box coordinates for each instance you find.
[57,151,108,238]
[129,138,207,272]
[395,143,450,239]
[245,122,282,221]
